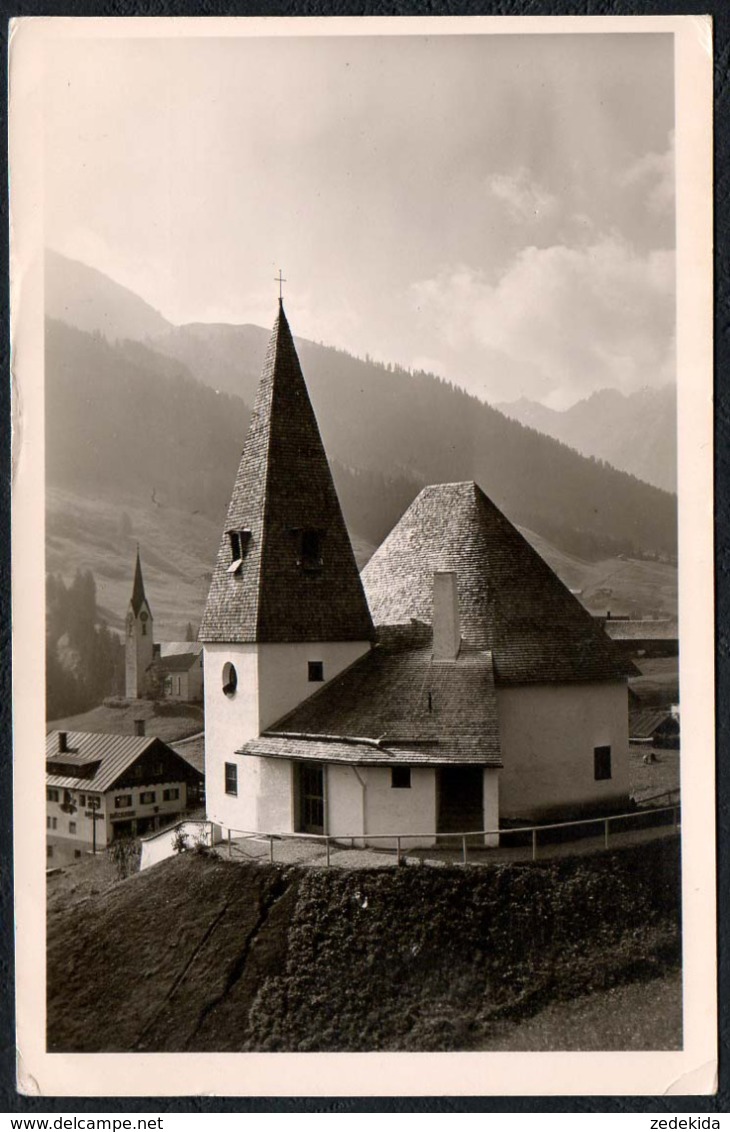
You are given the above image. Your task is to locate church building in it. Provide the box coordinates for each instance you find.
[124,550,204,703]
[200,301,634,848]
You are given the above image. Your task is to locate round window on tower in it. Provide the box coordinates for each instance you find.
[222,662,238,698]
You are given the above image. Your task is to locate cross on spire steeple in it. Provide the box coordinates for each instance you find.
[274,269,287,301]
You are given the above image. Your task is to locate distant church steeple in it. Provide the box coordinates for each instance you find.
[199,301,374,643]
[125,546,154,699]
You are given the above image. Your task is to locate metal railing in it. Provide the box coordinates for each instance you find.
[221,803,680,868]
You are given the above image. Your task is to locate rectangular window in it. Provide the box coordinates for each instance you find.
[225,762,238,796]
[69,821,77,835]
[74,850,82,859]
[46,816,58,830]
[391,767,411,789]
[163,787,180,802]
[308,660,324,682]
[46,788,59,802]
[140,791,156,805]
[594,745,612,781]
[115,795,133,809]
[79,794,86,808]
[47,846,53,859]
[299,529,324,572]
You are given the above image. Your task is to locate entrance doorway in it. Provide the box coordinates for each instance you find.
[437,767,484,839]
[296,763,325,834]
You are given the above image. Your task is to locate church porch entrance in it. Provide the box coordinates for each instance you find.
[436,766,484,844]
[295,762,325,835]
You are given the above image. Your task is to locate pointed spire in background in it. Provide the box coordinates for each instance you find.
[130,546,148,616]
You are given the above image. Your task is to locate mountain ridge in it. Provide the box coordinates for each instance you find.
[497,386,676,493]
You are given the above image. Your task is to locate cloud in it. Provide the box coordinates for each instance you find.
[486,168,558,224]
[618,133,675,216]
[409,236,675,407]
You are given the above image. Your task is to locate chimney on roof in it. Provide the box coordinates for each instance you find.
[134,718,146,737]
[432,571,461,660]
[58,731,68,753]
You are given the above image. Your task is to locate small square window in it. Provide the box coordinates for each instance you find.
[46,788,59,803]
[115,794,132,809]
[594,745,612,781]
[74,850,82,859]
[391,767,411,789]
[163,787,180,802]
[225,762,238,796]
[69,821,77,834]
[308,661,324,682]
[140,791,156,805]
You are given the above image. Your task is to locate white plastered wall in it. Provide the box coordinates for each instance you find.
[325,765,438,850]
[257,641,370,730]
[496,681,630,821]
[204,639,370,833]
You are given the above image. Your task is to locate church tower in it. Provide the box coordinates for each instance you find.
[125,547,155,700]
[200,299,374,833]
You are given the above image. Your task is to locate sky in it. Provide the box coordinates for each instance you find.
[43,29,675,409]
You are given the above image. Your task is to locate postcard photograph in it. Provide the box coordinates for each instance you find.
[9,15,715,1097]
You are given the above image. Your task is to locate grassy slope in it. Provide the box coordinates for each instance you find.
[46,485,377,641]
[48,485,677,644]
[47,699,204,742]
[47,839,681,1054]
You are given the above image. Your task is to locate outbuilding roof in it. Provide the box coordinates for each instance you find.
[154,652,200,673]
[629,709,679,740]
[604,619,678,642]
[239,641,502,767]
[361,481,634,686]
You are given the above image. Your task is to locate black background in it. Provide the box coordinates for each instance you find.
[0,0,726,1114]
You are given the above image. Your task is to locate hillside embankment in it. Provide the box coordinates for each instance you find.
[47,836,681,1053]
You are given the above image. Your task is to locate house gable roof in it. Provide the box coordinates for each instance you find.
[361,481,634,686]
[45,731,201,791]
[239,641,502,766]
[199,302,374,644]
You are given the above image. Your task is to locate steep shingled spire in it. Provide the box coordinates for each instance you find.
[199,303,374,644]
[130,546,149,617]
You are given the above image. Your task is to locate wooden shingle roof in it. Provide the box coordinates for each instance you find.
[361,481,634,686]
[239,641,502,767]
[199,302,374,644]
